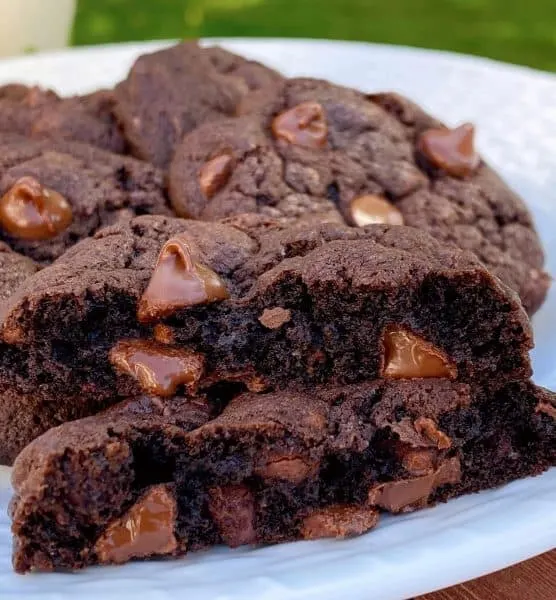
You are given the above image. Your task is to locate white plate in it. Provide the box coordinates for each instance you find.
[0,39,555,600]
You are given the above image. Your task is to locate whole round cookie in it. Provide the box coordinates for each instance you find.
[168,78,549,314]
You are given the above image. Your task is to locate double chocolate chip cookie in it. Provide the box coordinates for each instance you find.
[10,377,555,571]
[169,78,548,314]
[0,136,170,267]
[0,215,534,462]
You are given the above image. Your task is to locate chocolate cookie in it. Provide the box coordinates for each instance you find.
[0,84,125,153]
[113,41,282,168]
[169,78,548,313]
[0,137,170,263]
[10,379,555,572]
[0,215,533,461]
[0,242,39,304]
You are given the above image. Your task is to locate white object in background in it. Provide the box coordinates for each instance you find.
[0,0,76,57]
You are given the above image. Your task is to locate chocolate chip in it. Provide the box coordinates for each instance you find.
[0,176,72,240]
[258,307,291,329]
[94,485,177,564]
[199,153,234,199]
[401,448,436,476]
[350,194,404,227]
[272,101,328,148]
[208,484,256,547]
[418,123,479,178]
[153,324,175,345]
[300,505,379,540]
[381,325,457,379]
[368,456,461,513]
[137,235,229,323]
[255,452,318,484]
[109,339,204,396]
[414,416,452,450]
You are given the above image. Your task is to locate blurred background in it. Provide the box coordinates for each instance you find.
[2,1,556,71]
[72,0,556,71]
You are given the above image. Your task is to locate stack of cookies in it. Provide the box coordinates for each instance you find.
[0,42,553,573]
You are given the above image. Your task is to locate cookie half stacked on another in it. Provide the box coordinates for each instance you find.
[5,215,554,571]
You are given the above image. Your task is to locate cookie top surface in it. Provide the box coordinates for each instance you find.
[0,137,171,264]
[0,242,39,304]
[0,84,125,153]
[169,78,548,313]
[113,41,282,168]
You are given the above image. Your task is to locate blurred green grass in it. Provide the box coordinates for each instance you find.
[73,0,556,71]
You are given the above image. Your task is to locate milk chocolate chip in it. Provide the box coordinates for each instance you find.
[418,123,479,178]
[109,339,204,396]
[0,176,72,240]
[138,235,229,323]
[208,484,256,547]
[301,505,379,540]
[94,485,177,564]
[199,153,234,199]
[255,452,318,484]
[414,416,452,450]
[350,194,404,227]
[381,325,457,379]
[368,456,461,513]
[272,101,327,148]
[401,449,436,476]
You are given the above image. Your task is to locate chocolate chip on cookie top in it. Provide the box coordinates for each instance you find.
[137,235,229,323]
[0,176,72,240]
[417,123,480,178]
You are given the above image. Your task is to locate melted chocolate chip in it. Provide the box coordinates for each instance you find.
[0,176,72,240]
[94,485,177,564]
[208,484,256,547]
[414,416,452,450]
[137,235,229,323]
[272,101,328,148]
[418,123,479,178]
[255,452,317,484]
[350,194,404,227]
[109,339,204,396]
[381,325,457,379]
[301,505,379,540]
[199,153,234,199]
[368,456,461,513]
[401,448,436,476]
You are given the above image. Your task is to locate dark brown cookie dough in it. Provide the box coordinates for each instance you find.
[0,137,170,263]
[0,215,533,461]
[10,379,555,572]
[0,242,39,304]
[113,41,282,168]
[169,78,548,313]
[0,84,125,153]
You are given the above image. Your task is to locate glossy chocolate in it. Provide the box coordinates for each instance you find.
[350,194,404,227]
[382,326,457,379]
[272,101,327,148]
[0,176,72,240]
[109,339,204,396]
[137,235,229,323]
